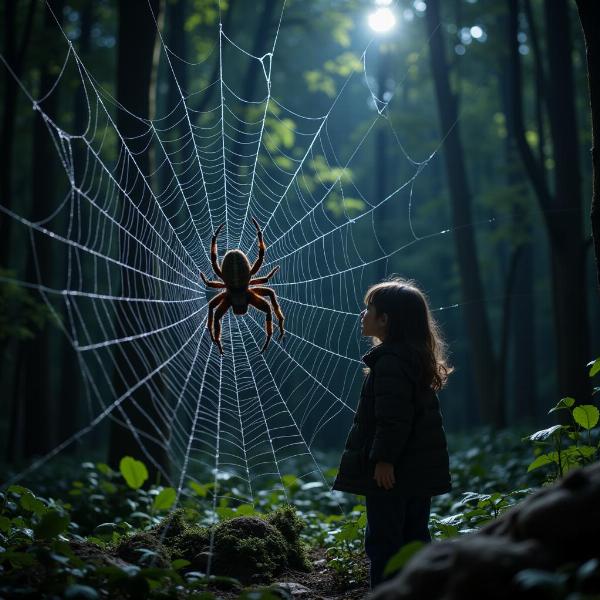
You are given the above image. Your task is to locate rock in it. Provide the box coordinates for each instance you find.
[274,581,312,596]
[370,461,600,599]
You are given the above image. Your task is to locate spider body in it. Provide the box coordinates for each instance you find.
[221,250,251,314]
[200,218,285,354]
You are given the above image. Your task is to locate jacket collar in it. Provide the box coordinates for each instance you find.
[362,341,399,369]
[361,341,419,376]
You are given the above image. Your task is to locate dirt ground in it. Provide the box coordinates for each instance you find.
[208,547,371,600]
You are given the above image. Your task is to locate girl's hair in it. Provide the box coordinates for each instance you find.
[364,277,453,391]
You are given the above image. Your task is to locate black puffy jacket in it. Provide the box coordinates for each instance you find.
[332,341,452,497]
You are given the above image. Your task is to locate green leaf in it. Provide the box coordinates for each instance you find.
[383,541,424,576]
[527,453,557,472]
[171,558,191,571]
[119,456,148,490]
[34,510,70,539]
[548,397,575,414]
[189,481,213,497]
[153,487,177,511]
[20,491,46,515]
[573,405,599,430]
[0,516,11,532]
[588,358,600,377]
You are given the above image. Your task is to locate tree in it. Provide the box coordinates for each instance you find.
[0,0,36,267]
[425,0,501,426]
[575,0,600,293]
[107,0,169,481]
[507,0,589,402]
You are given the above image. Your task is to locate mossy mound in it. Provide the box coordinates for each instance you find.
[114,531,171,568]
[164,505,310,583]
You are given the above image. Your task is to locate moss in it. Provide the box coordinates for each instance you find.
[211,516,289,583]
[267,504,312,571]
[112,506,310,583]
[150,508,190,542]
[114,531,171,568]
[171,525,211,572]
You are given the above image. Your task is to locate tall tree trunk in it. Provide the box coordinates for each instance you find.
[17,0,65,459]
[425,0,501,426]
[498,8,537,422]
[0,0,36,267]
[508,0,589,402]
[575,0,600,293]
[57,2,94,450]
[107,0,169,482]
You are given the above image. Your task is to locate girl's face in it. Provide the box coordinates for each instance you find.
[361,303,388,341]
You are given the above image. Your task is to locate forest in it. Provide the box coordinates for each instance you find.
[0,0,599,598]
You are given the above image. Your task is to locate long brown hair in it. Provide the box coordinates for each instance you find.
[364,277,453,391]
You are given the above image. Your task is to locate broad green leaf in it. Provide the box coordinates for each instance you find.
[189,481,210,497]
[34,510,70,539]
[119,456,148,490]
[20,492,46,515]
[171,558,191,571]
[573,405,599,430]
[235,504,255,516]
[383,541,424,576]
[153,487,177,511]
[548,397,575,414]
[0,516,11,532]
[281,474,299,488]
[588,358,600,377]
[527,453,557,472]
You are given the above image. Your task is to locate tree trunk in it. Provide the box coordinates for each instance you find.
[107,0,170,482]
[18,0,65,459]
[425,0,501,426]
[57,2,94,450]
[508,0,589,402]
[498,7,537,422]
[575,0,600,293]
[0,0,36,267]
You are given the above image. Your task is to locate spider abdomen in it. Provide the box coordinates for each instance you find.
[221,249,251,288]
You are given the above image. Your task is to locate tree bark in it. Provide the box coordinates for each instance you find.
[425,0,501,427]
[0,0,36,267]
[17,0,65,459]
[508,0,589,402]
[107,0,170,482]
[575,0,600,293]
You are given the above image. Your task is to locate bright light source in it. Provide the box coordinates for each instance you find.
[375,0,393,5]
[470,25,483,39]
[368,7,397,33]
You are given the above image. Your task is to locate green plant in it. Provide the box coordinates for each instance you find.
[524,361,600,482]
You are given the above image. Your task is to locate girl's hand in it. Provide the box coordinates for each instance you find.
[373,461,395,490]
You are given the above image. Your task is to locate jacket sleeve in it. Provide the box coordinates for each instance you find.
[368,353,415,463]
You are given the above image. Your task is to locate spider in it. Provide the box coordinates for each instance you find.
[200,217,285,355]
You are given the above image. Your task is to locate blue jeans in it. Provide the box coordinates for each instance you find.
[364,494,432,589]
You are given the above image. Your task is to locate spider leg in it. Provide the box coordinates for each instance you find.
[211,223,225,278]
[252,286,285,340]
[248,290,273,353]
[200,271,225,288]
[249,265,279,285]
[249,217,265,276]
[207,292,227,350]
[212,297,231,355]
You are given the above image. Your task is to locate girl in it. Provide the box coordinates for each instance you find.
[332,277,453,589]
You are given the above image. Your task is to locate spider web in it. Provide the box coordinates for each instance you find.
[0,0,465,519]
